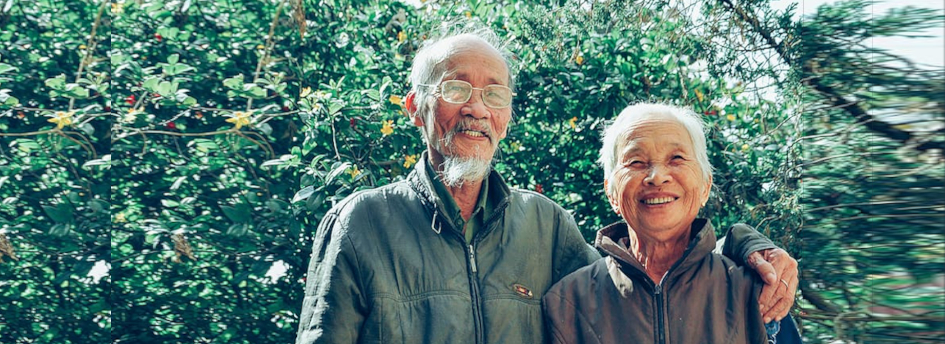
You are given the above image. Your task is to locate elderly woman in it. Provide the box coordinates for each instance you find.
[542,103,793,343]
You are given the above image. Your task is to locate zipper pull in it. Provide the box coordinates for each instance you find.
[468,244,477,273]
[654,284,662,295]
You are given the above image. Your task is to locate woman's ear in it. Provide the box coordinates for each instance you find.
[701,175,713,207]
[604,179,620,215]
[405,92,423,127]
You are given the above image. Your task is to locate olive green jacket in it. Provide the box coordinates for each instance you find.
[296,155,775,344]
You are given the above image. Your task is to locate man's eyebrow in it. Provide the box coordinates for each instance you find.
[443,71,506,85]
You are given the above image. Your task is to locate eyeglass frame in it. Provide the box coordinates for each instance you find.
[418,80,517,109]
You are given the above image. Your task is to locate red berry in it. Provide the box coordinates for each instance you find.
[104,106,112,112]
[155,34,162,41]
[349,118,357,128]
[281,106,290,112]
[125,94,136,105]
[165,122,177,130]
[535,184,543,194]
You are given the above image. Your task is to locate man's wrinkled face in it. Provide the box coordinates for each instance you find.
[606,114,712,236]
[409,37,513,186]
[427,41,511,164]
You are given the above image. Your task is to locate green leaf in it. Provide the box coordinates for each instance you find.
[0,63,16,74]
[325,162,352,186]
[44,74,66,90]
[223,75,244,90]
[42,204,74,224]
[292,185,315,203]
[220,203,251,223]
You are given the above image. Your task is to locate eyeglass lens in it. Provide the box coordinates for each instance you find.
[440,80,512,108]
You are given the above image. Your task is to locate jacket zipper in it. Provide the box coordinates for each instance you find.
[466,243,484,344]
[655,283,665,344]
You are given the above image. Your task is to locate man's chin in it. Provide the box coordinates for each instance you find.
[439,155,493,187]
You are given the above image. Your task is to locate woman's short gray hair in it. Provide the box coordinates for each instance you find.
[408,21,515,142]
[598,103,714,191]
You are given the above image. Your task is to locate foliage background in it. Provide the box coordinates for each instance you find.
[0,0,941,343]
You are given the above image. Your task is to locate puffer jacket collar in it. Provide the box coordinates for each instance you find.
[406,151,512,237]
[595,219,718,280]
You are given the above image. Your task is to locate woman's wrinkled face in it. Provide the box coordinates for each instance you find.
[606,114,711,236]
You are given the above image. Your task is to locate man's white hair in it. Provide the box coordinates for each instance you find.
[598,103,714,193]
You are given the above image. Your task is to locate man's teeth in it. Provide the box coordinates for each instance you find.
[642,197,674,205]
[462,130,485,137]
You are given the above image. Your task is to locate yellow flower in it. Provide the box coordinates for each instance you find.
[111,2,123,14]
[726,114,736,122]
[404,154,418,169]
[381,120,394,136]
[575,55,584,65]
[464,11,472,18]
[568,116,578,129]
[47,111,74,129]
[389,95,402,106]
[122,108,138,123]
[694,88,704,102]
[79,44,87,50]
[256,44,265,50]
[300,87,313,98]
[397,31,406,43]
[510,141,522,152]
[114,212,127,223]
[348,165,361,178]
[741,144,750,152]
[225,111,252,129]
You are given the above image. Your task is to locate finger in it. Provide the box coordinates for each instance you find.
[764,289,793,321]
[749,251,778,285]
[757,279,779,322]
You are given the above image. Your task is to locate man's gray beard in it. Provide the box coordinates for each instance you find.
[439,155,492,187]
[436,129,494,187]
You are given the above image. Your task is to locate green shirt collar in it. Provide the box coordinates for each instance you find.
[423,155,490,242]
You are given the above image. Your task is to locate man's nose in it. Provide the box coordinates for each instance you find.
[463,90,491,119]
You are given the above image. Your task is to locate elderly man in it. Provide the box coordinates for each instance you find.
[296,27,797,344]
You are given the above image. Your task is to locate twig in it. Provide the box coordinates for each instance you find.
[247,0,286,111]
[69,1,108,112]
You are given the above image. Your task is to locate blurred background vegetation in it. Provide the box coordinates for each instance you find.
[0,0,941,343]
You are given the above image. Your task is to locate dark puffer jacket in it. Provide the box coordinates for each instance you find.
[542,219,768,344]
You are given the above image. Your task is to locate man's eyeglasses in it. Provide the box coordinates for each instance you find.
[421,80,516,109]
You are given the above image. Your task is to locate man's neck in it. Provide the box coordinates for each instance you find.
[445,180,483,221]
[427,150,487,221]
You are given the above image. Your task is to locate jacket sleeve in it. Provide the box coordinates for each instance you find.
[718,223,778,266]
[551,209,601,283]
[296,211,368,344]
[542,289,578,344]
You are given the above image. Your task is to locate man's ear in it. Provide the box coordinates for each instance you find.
[604,179,620,215]
[405,92,423,127]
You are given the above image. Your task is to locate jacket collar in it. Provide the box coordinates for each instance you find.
[595,219,718,277]
[406,151,512,234]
